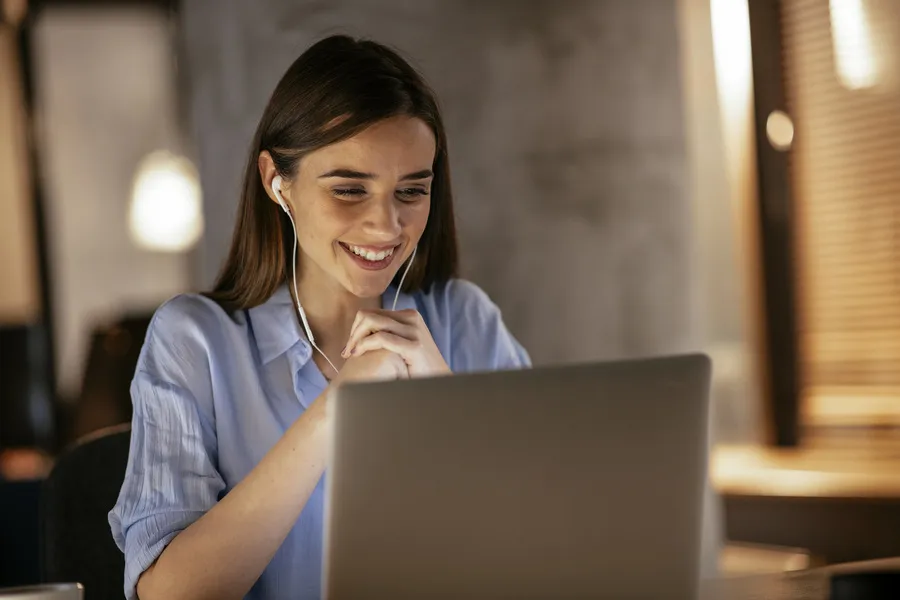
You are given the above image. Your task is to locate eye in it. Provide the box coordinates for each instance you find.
[396,188,429,202]
[332,187,367,200]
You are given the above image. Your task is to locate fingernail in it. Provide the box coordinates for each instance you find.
[341,346,349,358]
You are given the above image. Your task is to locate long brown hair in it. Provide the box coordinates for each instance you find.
[207,35,459,311]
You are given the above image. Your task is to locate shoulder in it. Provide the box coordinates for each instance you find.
[149,292,240,336]
[131,293,247,427]
[143,293,239,353]
[417,278,501,324]
[137,293,243,385]
[412,279,531,372]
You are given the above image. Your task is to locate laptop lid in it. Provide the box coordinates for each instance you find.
[323,353,711,600]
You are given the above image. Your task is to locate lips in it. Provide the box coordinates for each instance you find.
[339,242,401,271]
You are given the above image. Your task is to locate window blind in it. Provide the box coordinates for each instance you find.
[781,0,900,424]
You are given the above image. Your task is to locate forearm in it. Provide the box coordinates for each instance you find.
[136,390,331,600]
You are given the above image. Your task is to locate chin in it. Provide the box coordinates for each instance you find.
[342,274,396,299]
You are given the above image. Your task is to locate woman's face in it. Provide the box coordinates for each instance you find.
[281,116,435,299]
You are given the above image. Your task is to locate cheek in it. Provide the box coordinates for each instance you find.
[293,198,345,248]
[405,202,431,236]
[291,209,321,246]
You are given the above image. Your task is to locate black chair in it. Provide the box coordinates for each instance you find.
[40,424,131,600]
[0,479,42,586]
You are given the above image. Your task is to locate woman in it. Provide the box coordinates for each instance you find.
[109,35,529,600]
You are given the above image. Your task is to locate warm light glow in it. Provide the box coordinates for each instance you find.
[711,0,753,125]
[709,0,767,434]
[829,0,878,90]
[129,151,203,252]
[766,110,794,151]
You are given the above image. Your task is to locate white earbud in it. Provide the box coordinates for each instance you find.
[272,175,290,214]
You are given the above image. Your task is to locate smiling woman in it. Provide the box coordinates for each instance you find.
[211,38,457,314]
[108,35,529,600]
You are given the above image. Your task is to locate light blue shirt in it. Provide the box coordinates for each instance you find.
[109,279,530,600]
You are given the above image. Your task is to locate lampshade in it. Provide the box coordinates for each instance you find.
[128,150,203,252]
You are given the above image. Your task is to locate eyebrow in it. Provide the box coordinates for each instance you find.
[318,169,434,181]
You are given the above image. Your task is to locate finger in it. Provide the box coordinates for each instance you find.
[351,309,422,343]
[343,313,415,358]
[345,313,404,357]
[386,308,421,326]
[373,350,410,380]
[344,308,423,356]
[394,358,411,379]
[352,332,416,364]
[351,308,420,333]
[349,309,366,340]
[347,309,381,346]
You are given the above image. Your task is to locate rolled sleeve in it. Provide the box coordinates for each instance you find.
[109,372,225,600]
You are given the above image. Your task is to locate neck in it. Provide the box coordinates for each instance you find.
[292,267,381,353]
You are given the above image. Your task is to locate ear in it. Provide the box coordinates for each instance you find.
[258,151,286,207]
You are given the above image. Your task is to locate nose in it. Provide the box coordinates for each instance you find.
[361,195,402,240]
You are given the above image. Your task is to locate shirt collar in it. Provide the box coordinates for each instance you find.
[247,283,418,366]
[248,284,303,366]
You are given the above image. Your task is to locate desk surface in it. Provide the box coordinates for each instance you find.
[713,434,900,498]
[701,571,825,600]
[701,557,900,599]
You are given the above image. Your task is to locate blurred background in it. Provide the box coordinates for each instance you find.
[1,0,898,591]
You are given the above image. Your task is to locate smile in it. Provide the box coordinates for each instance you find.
[345,243,395,261]
[339,242,400,271]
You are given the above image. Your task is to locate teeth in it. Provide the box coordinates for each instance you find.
[348,244,394,262]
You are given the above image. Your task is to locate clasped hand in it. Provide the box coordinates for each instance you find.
[334,309,450,383]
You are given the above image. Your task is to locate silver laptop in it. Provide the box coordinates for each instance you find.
[323,353,711,600]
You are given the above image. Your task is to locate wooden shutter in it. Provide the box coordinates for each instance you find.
[781,0,900,425]
[0,26,40,325]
